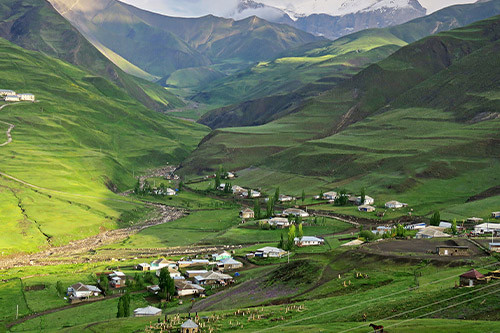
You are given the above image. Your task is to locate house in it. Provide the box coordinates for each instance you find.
[212,251,232,261]
[492,212,500,219]
[0,89,16,96]
[186,270,208,278]
[467,217,484,223]
[155,266,182,278]
[181,319,199,333]
[416,226,450,239]
[279,194,295,202]
[385,201,407,209]
[226,172,235,179]
[459,269,487,287]
[166,188,176,196]
[474,223,500,235]
[439,222,452,229]
[405,223,426,230]
[217,183,226,191]
[147,285,161,294]
[240,208,254,219]
[294,236,324,247]
[254,246,287,258]
[489,243,500,252]
[175,280,205,297]
[194,271,233,285]
[268,217,291,228]
[18,93,35,101]
[67,283,101,299]
[352,196,374,205]
[5,95,20,102]
[150,258,172,271]
[133,306,162,317]
[217,258,243,271]
[372,226,392,235]
[358,205,375,212]
[109,271,126,288]
[178,260,210,268]
[436,246,469,256]
[282,208,309,218]
[232,185,246,195]
[136,263,150,271]
[323,191,337,200]
[244,189,261,198]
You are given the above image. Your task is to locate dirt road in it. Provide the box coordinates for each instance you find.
[0,104,15,146]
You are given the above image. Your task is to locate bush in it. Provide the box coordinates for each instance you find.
[359,230,376,241]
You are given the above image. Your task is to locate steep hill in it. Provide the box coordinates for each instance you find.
[181,16,500,219]
[48,0,320,79]
[196,0,500,128]
[0,0,183,111]
[0,37,208,255]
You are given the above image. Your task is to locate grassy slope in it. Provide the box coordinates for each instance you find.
[0,37,209,254]
[0,0,184,111]
[181,16,500,220]
[196,0,500,126]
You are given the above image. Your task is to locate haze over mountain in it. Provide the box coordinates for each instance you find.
[48,0,320,80]
[121,0,477,39]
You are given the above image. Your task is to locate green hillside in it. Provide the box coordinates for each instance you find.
[181,16,500,220]
[0,0,183,112]
[48,0,320,80]
[196,0,500,127]
[0,37,209,255]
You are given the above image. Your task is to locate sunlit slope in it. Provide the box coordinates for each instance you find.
[181,16,500,218]
[0,38,208,254]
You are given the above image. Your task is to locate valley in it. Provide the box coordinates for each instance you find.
[0,0,499,332]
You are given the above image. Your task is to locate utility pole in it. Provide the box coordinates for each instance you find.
[16,304,18,319]
[287,251,290,264]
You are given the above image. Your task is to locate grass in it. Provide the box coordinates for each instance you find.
[0,37,209,254]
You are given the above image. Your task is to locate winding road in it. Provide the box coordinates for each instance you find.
[0,103,15,146]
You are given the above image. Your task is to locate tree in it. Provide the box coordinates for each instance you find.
[451,219,458,235]
[214,173,221,190]
[56,280,65,297]
[430,211,440,226]
[358,230,376,241]
[178,181,184,192]
[122,293,131,317]
[395,224,405,238]
[285,224,297,251]
[360,187,366,205]
[266,198,275,218]
[278,232,285,249]
[117,297,125,318]
[274,187,280,203]
[133,179,141,195]
[301,190,306,203]
[297,223,304,240]
[335,190,348,206]
[319,190,324,200]
[158,268,175,301]
[254,199,261,220]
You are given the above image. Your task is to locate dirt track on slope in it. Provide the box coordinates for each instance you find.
[0,104,15,146]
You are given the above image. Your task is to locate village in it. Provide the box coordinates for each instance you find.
[0,89,35,102]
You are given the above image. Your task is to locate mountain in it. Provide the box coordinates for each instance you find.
[48,0,321,80]
[180,15,500,218]
[0,36,208,255]
[196,0,500,128]
[0,0,183,111]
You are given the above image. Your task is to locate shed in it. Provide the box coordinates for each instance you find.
[133,306,161,317]
[467,217,484,223]
[489,243,500,253]
[385,201,407,209]
[492,212,500,219]
[460,269,487,287]
[18,93,35,101]
[240,208,254,219]
[323,191,337,200]
[181,319,199,333]
[217,258,243,271]
[436,245,469,256]
[416,227,450,239]
[474,223,500,234]
[358,205,375,212]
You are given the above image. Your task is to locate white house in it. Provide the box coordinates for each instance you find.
[0,89,16,96]
[416,226,450,239]
[133,306,162,317]
[232,185,246,195]
[217,258,243,271]
[492,212,500,219]
[243,189,261,198]
[385,201,407,209]
[5,95,20,102]
[282,208,309,218]
[279,194,295,202]
[254,246,287,258]
[358,205,375,212]
[294,236,324,247]
[175,280,205,297]
[372,226,392,235]
[474,223,500,234]
[404,223,426,230]
[67,283,101,298]
[439,222,452,229]
[268,217,291,228]
[154,267,181,279]
[359,196,375,205]
[18,93,35,101]
[323,191,337,200]
[150,258,172,271]
[194,271,233,285]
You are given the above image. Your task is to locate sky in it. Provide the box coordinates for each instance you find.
[120,0,479,18]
